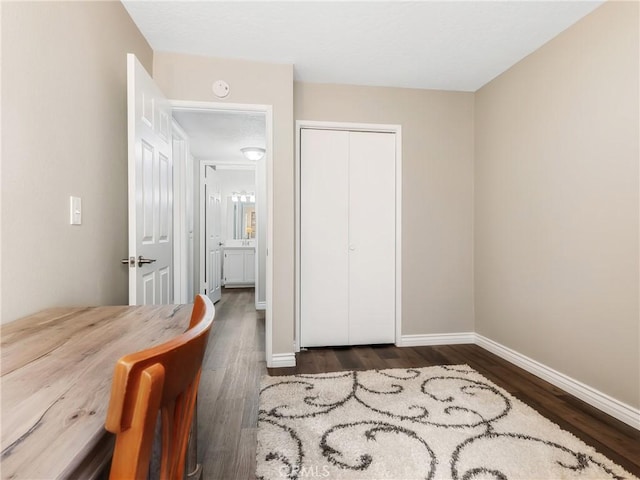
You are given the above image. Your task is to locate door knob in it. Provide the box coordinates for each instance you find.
[121,257,135,267]
[137,256,157,267]
[349,244,356,251]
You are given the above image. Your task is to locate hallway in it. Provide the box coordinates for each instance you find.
[197,288,265,479]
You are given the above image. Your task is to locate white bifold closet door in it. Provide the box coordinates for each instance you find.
[300,128,396,347]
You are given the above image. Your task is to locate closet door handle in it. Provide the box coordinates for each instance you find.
[349,244,356,251]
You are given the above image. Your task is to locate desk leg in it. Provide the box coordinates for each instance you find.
[186,398,203,480]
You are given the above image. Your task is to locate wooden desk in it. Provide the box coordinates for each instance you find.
[1,304,193,479]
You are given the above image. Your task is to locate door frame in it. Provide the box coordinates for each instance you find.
[172,119,191,304]
[199,161,257,295]
[295,120,403,351]
[172,100,273,365]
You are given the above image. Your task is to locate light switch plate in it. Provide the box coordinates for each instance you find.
[70,196,82,225]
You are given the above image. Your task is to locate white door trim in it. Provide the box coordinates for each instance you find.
[172,119,190,304]
[172,100,274,367]
[295,120,403,351]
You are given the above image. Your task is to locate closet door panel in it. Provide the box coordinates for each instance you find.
[300,129,350,347]
[348,131,396,344]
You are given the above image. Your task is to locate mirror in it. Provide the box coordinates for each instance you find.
[231,200,256,239]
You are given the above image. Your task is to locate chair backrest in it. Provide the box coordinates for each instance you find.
[105,295,215,480]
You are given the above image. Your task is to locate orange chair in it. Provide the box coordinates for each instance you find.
[105,295,215,480]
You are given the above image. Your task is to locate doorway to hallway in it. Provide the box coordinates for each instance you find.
[172,107,267,312]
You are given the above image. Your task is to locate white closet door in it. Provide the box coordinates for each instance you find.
[300,129,350,347]
[348,132,396,344]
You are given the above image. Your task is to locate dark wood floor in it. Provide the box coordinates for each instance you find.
[197,289,640,479]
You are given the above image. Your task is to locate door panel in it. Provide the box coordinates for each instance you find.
[159,152,171,243]
[127,54,173,305]
[159,267,170,305]
[142,273,155,305]
[141,140,155,243]
[300,128,350,347]
[215,251,221,291]
[207,248,221,297]
[348,132,396,344]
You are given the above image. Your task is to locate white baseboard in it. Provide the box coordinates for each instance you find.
[276,330,639,429]
[268,352,296,368]
[255,301,266,311]
[475,334,640,430]
[399,332,475,347]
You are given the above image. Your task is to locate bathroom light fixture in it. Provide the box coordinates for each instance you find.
[231,191,255,203]
[240,147,265,161]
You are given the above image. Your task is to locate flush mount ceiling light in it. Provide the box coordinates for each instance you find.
[240,147,265,161]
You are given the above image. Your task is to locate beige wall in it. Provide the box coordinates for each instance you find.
[153,52,294,355]
[295,83,475,336]
[475,1,639,407]
[1,1,153,323]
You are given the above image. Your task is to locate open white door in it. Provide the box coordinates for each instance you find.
[126,54,173,305]
[205,166,222,303]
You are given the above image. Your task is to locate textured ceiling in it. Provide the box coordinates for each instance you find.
[139,1,604,158]
[173,109,266,161]
[122,0,604,92]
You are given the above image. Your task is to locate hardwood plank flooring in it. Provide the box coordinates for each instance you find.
[197,289,640,479]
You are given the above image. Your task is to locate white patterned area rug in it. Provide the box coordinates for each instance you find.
[256,365,638,480]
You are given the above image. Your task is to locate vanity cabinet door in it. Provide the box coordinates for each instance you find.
[224,250,245,284]
[244,251,256,283]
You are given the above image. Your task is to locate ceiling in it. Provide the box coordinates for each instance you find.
[173,109,265,161]
[130,1,604,160]
[122,0,604,92]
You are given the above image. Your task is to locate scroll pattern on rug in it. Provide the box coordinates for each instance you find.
[257,365,638,480]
